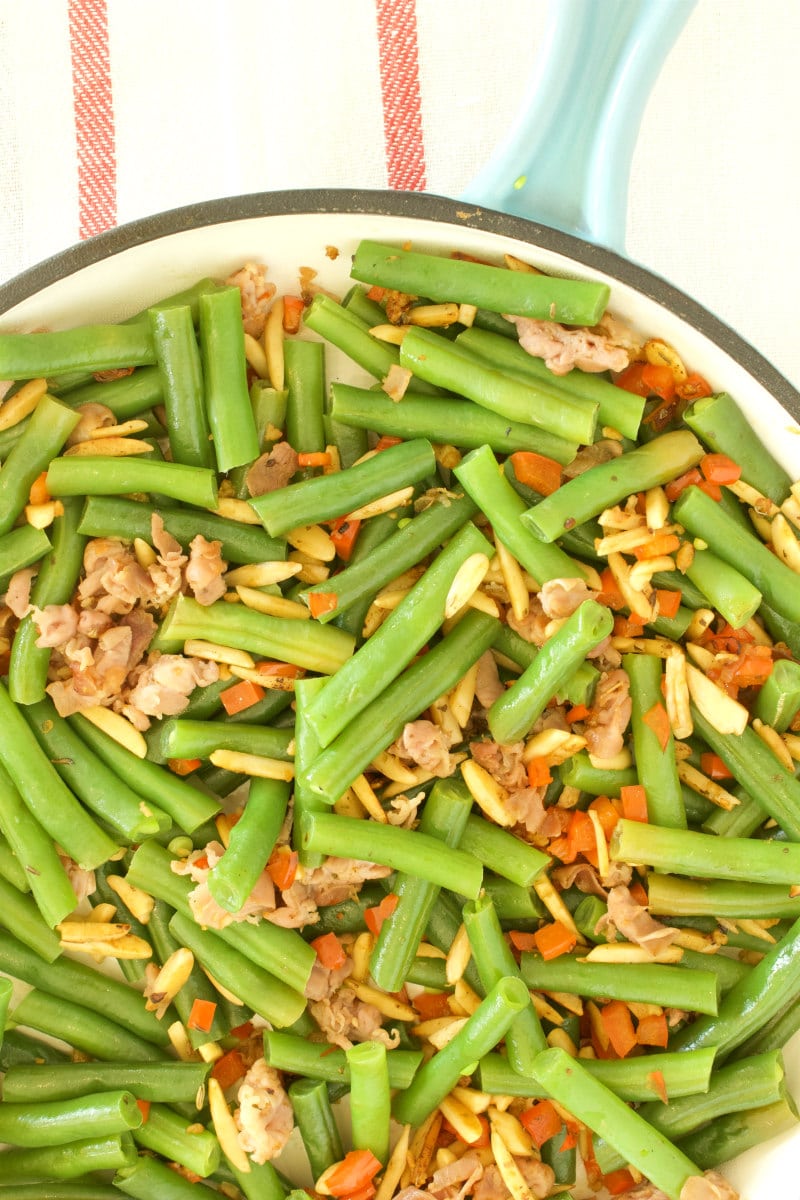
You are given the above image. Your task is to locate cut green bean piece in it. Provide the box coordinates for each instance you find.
[0,1090,143,1147]
[648,873,800,920]
[198,284,260,472]
[520,951,719,1014]
[351,240,610,325]
[330,383,579,463]
[675,1097,800,1171]
[457,814,550,888]
[1,1060,210,1104]
[522,430,704,543]
[489,600,613,743]
[207,778,290,913]
[161,718,293,764]
[250,437,436,537]
[285,337,326,456]
[400,327,598,445]
[304,609,498,804]
[46,454,218,509]
[114,1154,219,1198]
[133,1102,220,1178]
[454,444,585,585]
[149,303,214,469]
[288,1078,344,1181]
[0,1134,137,1184]
[0,525,50,589]
[0,763,78,928]
[291,675,328,868]
[0,395,80,536]
[347,1040,391,1163]
[0,323,156,378]
[10,989,166,1063]
[304,520,492,746]
[684,546,762,628]
[612,817,800,885]
[264,1031,422,1089]
[683,391,793,503]
[624,652,686,829]
[752,658,800,731]
[0,872,62,962]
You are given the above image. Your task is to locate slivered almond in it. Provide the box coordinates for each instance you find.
[426,1017,469,1050]
[184,639,255,668]
[677,761,738,810]
[644,338,687,381]
[133,536,157,568]
[665,648,693,739]
[350,931,373,983]
[64,436,152,456]
[406,302,460,328]
[523,727,585,765]
[491,1128,537,1200]
[598,501,646,531]
[628,554,677,591]
[588,747,633,770]
[404,1111,442,1189]
[58,921,131,943]
[88,903,117,924]
[533,876,582,940]
[86,418,150,440]
[370,749,418,785]
[228,664,300,691]
[588,808,610,879]
[488,1107,533,1156]
[444,553,490,618]
[730,479,780,517]
[445,922,472,985]
[208,1077,250,1173]
[243,331,269,378]
[369,323,407,345]
[546,1027,578,1055]
[286,523,336,562]
[429,692,463,744]
[581,943,684,964]
[543,990,583,1016]
[106,874,155,924]
[347,486,415,521]
[504,253,541,274]
[494,537,529,621]
[645,486,671,530]
[225,561,303,587]
[453,978,482,1016]
[333,786,366,818]
[374,1123,411,1200]
[25,501,64,528]
[449,661,479,728]
[752,718,795,771]
[235,585,309,619]
[736,918,779,944]
[145,947,195,1015]
[439,1094,485,1144]
[168,1021,199,1062]
[72,935,152,960]
[685,663,749,735]
[530,993,565,1026]
[263,297,285,391]
[350,773,388,822]
[458,303,478,326]
[771,514,800,573]
[200,968,244,1006]
[606,551,653,620]
[451,1086,493,1114]
[0,377,47,430]
[461,759,511,826]
[287,552,329,584]
[211,497,262,524]
[610,635,676,658]
[347,979,416,1021]
[208,750,294,780]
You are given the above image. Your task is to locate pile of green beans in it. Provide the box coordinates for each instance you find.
[0,240,797,1200]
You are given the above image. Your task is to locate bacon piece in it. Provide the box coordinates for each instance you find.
[469,740,528,792]
[386,790,425,828]
[304,857,393,909]
[147,515,187,609]
[562,438,624,481]
[393,720,457,778]
[506,596,549,646]
[539,577,596,620]
[172,842,276,930]
[234,1058,293,1165]
[32,603,79,647]
[304,957,353,1002]
[121,652,219,729]
[185,535,227,606]
[246,442,299,497]
[309,985,399,1051]
[4,567,36,619]
[601,884,680,956]
[79,538,153,615]
[583,668,632,759]
[503,786,563,839]
[429,1151,484,1200]
[508,311,642,376]
[225,263,277,339]
[473,1157,555,1200]
[551,859,633,899]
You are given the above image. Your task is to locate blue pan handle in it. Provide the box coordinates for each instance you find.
[461,0,696,252]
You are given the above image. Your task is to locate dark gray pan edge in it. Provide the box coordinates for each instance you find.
[1,188,797,422]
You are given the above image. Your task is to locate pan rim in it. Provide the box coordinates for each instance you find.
[1,186,798,422]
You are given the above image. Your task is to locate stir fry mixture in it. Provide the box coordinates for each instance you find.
[0,239,799,1200]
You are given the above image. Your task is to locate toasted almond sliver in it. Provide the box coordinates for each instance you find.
[184,639,255,669]
[89,903,118,924]
[227,664,299,691]
[588,808,610,879]
[333,786,366,818]
[488,1106,533,1156]
[494,537,529,622]
[225,561,303,587]
[685,663,749,736]
[439,1094,485,1144]
[200,967,245,1006]
[644,338,687,381]
[286,523,336,562]
[209,750,295,780]
[208,1077,250,1173]
[210,497,262,524]
[350,773,388,823]
[752,718,796,771]
[445,922,472,986]
[145,947,195,1013]
[133,536,157,568]
[348,980,416,1021]
[581,943,684,964]
[406,302,461,328]
[453,977,482,1016]
[287,552,329,584]
[645,487,671,530]
[87,418,151,440]
[168,1021,199,1062]
[606,551,653,620]
[372,587,410,612]
[235,584,309,619]
[405,1111,442,1189]
[370,749,418,785]
[677,760,738,810]
[546,1026,579,1055]
[73,935,152,960]
[588,747,633,771]
[533,875,583,940]
[347,486,415,522]
[369,323,407,345]
[79,705,147,758]
[771,513,800,574]
[665,648,693,740]
[460,759,511,826]
[106,874,155,924]
[425,1016,469,1050]
[451,1086,493,1114]
[64,436,153,457]
[490,1128,536,1200]
[730,479,780,517]
[736,918,779,945]
[628,554,677,591]
[58,921,131,943]
[374,1123,411,1200]
[530,992,565,1026]
[449,660,479,728]
[243,331,270,379]
[350,930,373,983]
[0,377,48,431]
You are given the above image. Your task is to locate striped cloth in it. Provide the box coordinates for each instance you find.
[0,0,798,389]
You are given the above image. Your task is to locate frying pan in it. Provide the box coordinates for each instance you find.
[0,2,798,1196]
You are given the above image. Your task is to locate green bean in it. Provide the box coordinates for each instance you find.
[0,834,29,892]
[301,811,482,899]
[207,779,290,913]
[227,1157,289,1200]
[302,293,438,394]
[522,430,704,543]
[114,1153,219,1198]
[675,1097,800,1171]
[350,240,610,325]
[0,1030,70,1071]
[330,383,579,463]
[752,658,800,731]
[1,1060,210,1105]
[288,1078,343,1182]
[0,1090,143,1147]
[484,872,546,923]
[391,976,529,1126]
[400,327,598,445]
[690,704,800,841]
[78,494,285,564]
[160,718,293,764]
[477,1046,716,1103]
[683,391,793,502]
[456,325,646,441]
[22,697,171,841]
[612,816,800,885]
[558,751,637,795]
[0,1134,137,1184]
[669,914,800,1061]
[683,546,762,628]
[133,1103,220,1178]
[463,895,547,1073]
[623,652,686,828]
[9,989,165,1063]
[154,594,354,676]
[678,947,750,995]
[148,303,214,469]
[69,713,220,834]
[291,677,327,868]
[370,776,473,992]
[347,1040,391,1163]
[0,872,61,962]
[532,1046,701,1200]
[0,763,78,927]
[285,337,326,458]
[0,395,80,535]
[58,363,164,416]
[342,283,388,326]
[457,813,550,888]
[454,444,584,585]
[126,839,315,994]
[0,681,120,868]
[0,321,157,378]
[46,454,218,509]
[489,600,612,743]
[250,437,436,537]
[303,490,477,623]
[168,910,307,1028]
[146,899,235,1047]
[264,1032,422,1089]
[520,951,719,1014]
[8,499,86,705]
[758,598,800,659]
[0,1185,120,1199]
[405,956,450,989]
[423,891,483,995]
[675,483,800,625]
[195,284,260,472]
[0,525,50,591]
[303,609,498,804]
[311,880,391,936]
[647,873,800,920]
[304,520,492,747]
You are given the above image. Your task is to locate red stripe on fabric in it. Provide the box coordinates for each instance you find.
[375,0,427,191]
[69,0,117,238]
